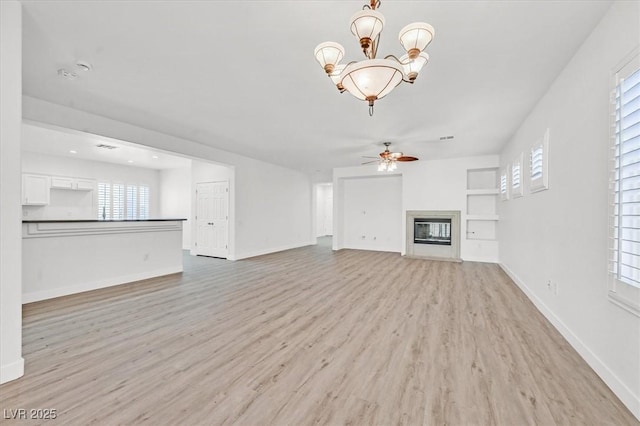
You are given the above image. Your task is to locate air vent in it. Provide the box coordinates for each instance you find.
[439,135,454,141]
[96,144,117,150]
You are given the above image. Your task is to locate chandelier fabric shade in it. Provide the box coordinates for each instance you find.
[314,1,434,115]
[340,59,404,104]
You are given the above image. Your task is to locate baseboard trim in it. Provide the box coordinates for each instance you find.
[462,256,499,263]
[499,263,640,420]
[232,241,313,260]
[22,266,183,304]
[0,357,24,384]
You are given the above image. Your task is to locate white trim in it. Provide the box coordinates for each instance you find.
[22,266,183,304]
[462,256,499,263]
[0,357,24,384]
[500,263,640,420]
[231,241,313,261]
[608,289,640,318]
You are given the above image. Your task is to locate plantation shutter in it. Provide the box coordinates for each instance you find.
[139,185,149,220]
[126,185,137,220]
[98,182,111,220]
[113,184,125,220]
[612,63,640,288]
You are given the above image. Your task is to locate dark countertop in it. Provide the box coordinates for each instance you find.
[23,219,187,223]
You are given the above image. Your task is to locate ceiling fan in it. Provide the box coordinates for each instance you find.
[362,142,419,171]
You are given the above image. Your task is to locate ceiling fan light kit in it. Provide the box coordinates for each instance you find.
[314,0,435,116]
[364,142,419,172]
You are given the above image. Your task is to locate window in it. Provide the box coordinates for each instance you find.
[530,128,550,193]
[500,167,509,201]
[98,182,148,220]
[609,50,640,316]
[98,182,111,220]
[139,185,149,220]
[126,184,138,220]
[511,154,523,198]
[113,183,125,220]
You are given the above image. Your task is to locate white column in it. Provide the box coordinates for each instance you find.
[0,0,24,384]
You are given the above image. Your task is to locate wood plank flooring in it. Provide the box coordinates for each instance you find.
[1,238,637,425]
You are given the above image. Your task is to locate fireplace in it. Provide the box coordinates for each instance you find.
[406,210,461,262]
[414,218,451,245]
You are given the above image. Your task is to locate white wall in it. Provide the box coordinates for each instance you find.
[160,165,192,249]
[333,155,500,261]
[22,97,313,261]
[22,151,161,220]
[0,0,24,384]
[342,176,402,252]
[315,183,333,237]
[498,1,640,418]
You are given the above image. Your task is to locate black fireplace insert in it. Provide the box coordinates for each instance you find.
[414,218,452,245]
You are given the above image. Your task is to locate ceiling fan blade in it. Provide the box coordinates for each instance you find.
[361,160,379,165]
[397,156,419,162]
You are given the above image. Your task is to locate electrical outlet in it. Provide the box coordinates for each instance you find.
[547,280,552,291]
[143,253,149,261]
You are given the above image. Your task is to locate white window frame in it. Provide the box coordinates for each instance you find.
[530,128,550,193]
[608,48,640,317]
[511,153,524,198]
[500,166,510,201]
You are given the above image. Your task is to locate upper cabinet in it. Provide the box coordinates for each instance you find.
[50,176,95,191]
[22,174,50,205]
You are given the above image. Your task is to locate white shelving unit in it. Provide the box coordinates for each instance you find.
[466,168,499,241]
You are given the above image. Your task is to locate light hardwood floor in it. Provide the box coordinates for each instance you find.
[1,238,637,425]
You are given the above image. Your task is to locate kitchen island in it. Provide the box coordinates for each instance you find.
[22,219,186,303]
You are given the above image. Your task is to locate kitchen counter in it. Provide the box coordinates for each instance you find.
[22,219,185,303]
[23,218,187,223]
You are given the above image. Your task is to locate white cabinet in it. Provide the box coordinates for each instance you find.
[50,176,95,191]
[50,176,73,189]
[22,174,50,205]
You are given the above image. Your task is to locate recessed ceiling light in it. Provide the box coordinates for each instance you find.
[127,160,134,163]
[151,155,159,159]
[69,150,77,154]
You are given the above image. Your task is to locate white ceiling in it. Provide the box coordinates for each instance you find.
[21,0,612,174]
[22,121,192,170]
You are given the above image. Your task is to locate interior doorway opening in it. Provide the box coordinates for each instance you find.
[315,183,333,237]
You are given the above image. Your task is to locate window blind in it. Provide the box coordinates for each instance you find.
[139,185,149,220]
[530,145,544,180]
[500,172,508,198]
[98,182,111,220]
[613,66,640,288]
[113,183,125,220]
[126,185,137,220]
[512,162,521,189]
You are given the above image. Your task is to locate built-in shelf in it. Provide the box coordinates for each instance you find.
[466,167,499,242]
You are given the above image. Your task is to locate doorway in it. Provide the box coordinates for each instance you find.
[195,181,229,258]
[316,183,333,237]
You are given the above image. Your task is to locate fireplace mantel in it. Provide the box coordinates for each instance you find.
[405,210,461,262]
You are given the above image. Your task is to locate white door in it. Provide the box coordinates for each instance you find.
[196,181,229,258]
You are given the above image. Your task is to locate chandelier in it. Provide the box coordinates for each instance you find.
[314,0,434,116]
